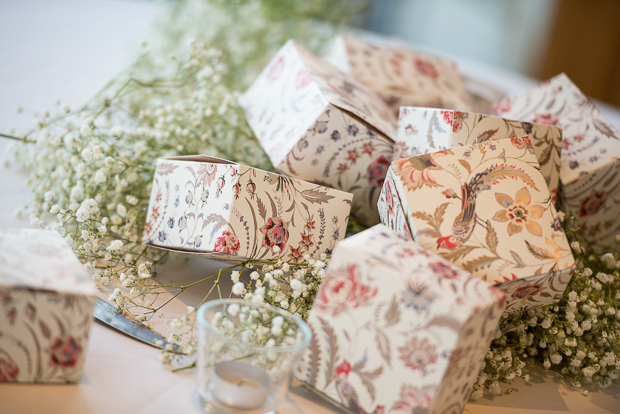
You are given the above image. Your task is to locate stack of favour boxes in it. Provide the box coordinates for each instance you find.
[324,35,471,114]
[0,229,98,383]
[296,224,505,413]
[239,40,396,227]
[378,133,575,313]
[493,73,620,253]
[142,155,353,262]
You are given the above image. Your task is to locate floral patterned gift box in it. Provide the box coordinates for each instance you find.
[0,229,98,384]
[296,224,505,414]
[324,35,471,115]
[394,107,563,202]
[143,155,353,262]
[378,138,575,313]
[240,40,396,227]
[493,73,620,253]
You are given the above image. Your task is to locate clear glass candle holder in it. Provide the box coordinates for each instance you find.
[197,299,311,414]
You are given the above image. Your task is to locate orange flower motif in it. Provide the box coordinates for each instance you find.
[394,153,443,191]
[492,187,545,236]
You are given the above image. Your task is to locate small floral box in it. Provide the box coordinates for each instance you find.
[0,229,98,384]
[240,40,396,227]
[296,224,505,414]
[493,73,620,253]
[324,35,471,114]
[394,107,563,201]
[143,156,353,262]
[378,138,575,313]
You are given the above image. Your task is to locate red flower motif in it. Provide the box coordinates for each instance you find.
[315,263,377,316]
[260,218,289,251]
[304,220,316,231]
[452,111,468,133]
[430,261,458,279]
[197,163,218,188]
[50,337,82,368]
[441,111,453,126]
[392,384,435,413]
[533,113,559,126]
[580,191,606,217]
[367,155,390,187]
[0,357,19,382]
[213,231,241,255]
[295,68,313,90]
[414,58,439,79]
[288,247,303,262]
[299,233,314,251]
[398,337,438,374]
[511,284,541,299]
[492,98,512,115]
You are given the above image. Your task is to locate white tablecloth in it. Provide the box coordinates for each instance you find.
[0,1,618,413]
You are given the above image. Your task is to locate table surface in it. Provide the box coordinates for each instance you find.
[1,1,619,413]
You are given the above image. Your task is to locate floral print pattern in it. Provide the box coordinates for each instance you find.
[0,357,19,383]
[380,138,575,313]
[144,157,351,262]
[493,73,620,252]
[297,225,505,414]
[326,36,470,114]
[50,337,82,368]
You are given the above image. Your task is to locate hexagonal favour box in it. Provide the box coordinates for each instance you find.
[378,138,575,313]
[324,35,471,114]
[0,229,98,383]
[394,107,563,201]
[240,40,397,227]
[296,224,505,414]
[143,156,353,262]
[493,73,620,253]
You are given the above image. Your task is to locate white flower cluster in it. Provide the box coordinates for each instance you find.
[230,248,329,321]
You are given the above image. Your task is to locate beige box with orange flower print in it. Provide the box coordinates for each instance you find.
[142,156,353,263]
[0,229,98,384]
[296,224,505,414]
[324,35,471,114]
[240,40,397,227]
[494,73,620,253]
[378,138,575,313]
[393,107,563,203]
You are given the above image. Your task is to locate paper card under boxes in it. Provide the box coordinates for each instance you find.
[143,156,353,262]
[297,224,505,414]
[394,107,563,201]
[0,229,98,384]
[240,40,397,227]
[324,35,471,114]
[378,138,575,313]
[493,73,620,253]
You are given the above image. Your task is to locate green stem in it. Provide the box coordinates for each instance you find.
[0,133,35,144]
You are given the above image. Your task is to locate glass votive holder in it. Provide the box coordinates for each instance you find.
[197,299,311,414]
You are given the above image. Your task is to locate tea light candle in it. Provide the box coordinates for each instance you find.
[210,361,272,410]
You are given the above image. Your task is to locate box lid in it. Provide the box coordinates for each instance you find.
[0,229,98,296]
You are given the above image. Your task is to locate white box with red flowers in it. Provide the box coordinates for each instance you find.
[493,73,620,252]
[394,107,563,202]
[297,224,505,414]
[378,138,575,313]
[324,35,471,114]
[143,156,353,262]
[0,229,98,384]
[240,40,397,227]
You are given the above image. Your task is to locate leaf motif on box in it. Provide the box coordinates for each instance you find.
[384,295,401,327]
[156,162,179,176]
[525,240,553,260]
[592,117,620,139]
[300,189,335,204]
[459,159,471,174]
[476,128,499,142]
[437,244,477,262]
[38,319,51,339]
[423,314,462,332]
[356,366,384,402]
[256,198,267,219]
[374,327,391,367]
[306,322,321,388]
[318,316,339,389]
[202,213,228,243]
[461,255,497,273]
[411,202,448,238]
[485,220,498,255]
[510,250,526,268]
